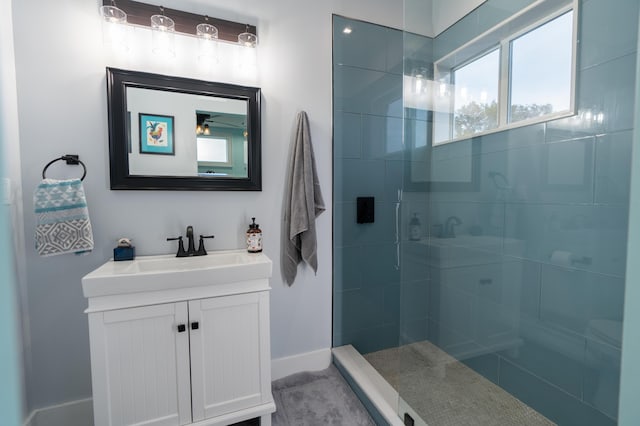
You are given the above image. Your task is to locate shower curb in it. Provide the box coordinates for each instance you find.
[332,345,427,426]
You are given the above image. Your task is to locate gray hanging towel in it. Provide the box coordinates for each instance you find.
[282,111,325,285]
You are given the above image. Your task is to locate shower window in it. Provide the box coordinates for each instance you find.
[434,1,577,145]
[452,48,500,139]
[509,10,574,123]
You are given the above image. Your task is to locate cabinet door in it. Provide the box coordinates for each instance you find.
[89,303,191,426]
[189,292,271,421]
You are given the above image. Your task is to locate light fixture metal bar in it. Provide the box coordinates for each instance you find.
[103,0,257,43]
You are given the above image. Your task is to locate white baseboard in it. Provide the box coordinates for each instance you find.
[271,347,332,380]
[23,398,92,426]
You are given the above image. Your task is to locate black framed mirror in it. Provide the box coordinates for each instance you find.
[106,67,261,190]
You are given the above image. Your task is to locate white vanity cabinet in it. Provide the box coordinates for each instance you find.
[82,251,275,426]
[88,302,193,426]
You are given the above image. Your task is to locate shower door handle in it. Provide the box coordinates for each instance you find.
[394,203,400,270]
[394,188,402,270]
[395,202,400,244]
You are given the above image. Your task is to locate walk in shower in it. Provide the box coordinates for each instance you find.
[333,0,638,424]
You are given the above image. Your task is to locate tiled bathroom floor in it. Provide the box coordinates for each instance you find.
[365,341,556,426]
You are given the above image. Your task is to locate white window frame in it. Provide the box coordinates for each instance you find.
[433,0,578,145]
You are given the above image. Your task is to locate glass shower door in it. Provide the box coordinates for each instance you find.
[332,14,407,359]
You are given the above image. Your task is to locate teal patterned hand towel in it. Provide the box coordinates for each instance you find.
[34,178,94,256]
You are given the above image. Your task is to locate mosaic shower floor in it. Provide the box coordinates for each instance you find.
[364,341,555,426]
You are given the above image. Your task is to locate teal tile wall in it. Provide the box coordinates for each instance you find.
[579,0,639,68]
[595,131,633,204]
[425,0,636,424]
[499,359,616,426]
[434,0,537,59]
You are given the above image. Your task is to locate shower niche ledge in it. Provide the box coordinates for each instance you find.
[408,234,525,268]
[82,251,275,426]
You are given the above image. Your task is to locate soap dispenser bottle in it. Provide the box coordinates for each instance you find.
[246,217,263,253]
[409,213,422,241]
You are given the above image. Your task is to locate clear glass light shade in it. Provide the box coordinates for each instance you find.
[100,5,128,52]
[238,31,258,48]
[412,68,428,94]
[197,23,218,40]
[197,23,219,63]
[100,5,127,23]
[151,14,176,57]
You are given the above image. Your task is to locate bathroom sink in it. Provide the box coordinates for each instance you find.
[82,249,272,298]
[132,251,251,273]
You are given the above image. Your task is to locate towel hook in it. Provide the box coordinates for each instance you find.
[42,155,87,181]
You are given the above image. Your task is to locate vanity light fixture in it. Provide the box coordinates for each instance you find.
[100,0,257,43]
[100,0,258,76]
[150,7,176,57]
[197,17,219,63]
[100,0,129,52]
[203,124,211,135]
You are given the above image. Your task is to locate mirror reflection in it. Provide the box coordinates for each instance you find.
[126,87,249,178]
[107,68,261,191]
[195,111,248,178]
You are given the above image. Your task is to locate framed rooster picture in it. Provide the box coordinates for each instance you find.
[139,113,175,155]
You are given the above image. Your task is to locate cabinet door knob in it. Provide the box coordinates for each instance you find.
[177,324,186,333]
[191,322,199,330]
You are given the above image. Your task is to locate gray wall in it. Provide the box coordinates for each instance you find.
[10,0,411,413]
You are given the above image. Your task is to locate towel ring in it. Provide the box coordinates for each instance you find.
[42,155,87,181]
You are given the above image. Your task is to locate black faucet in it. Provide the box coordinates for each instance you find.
[443,216,462,238]
[167,226,214,257]
[166,236,187,256]
[196,234,215,255]
[186,226,195,255]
